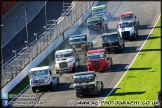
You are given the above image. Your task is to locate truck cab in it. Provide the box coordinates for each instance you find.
[55,49,79,74]
[69,34,93,54]
[92,5,111,19]
[87,17,108,31]
[87,49,113,72]
[29,66,59,93]
[117,12,139,27]
[117,20,139,41]
[101,32,125,53]
[73,71,104,97]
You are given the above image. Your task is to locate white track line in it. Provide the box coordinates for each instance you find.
[98,14,161,107]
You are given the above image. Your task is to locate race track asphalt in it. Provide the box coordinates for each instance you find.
[2,1,67,65]
[10,1,160,107]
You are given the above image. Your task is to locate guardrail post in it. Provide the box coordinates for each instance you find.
[62,32,65,40]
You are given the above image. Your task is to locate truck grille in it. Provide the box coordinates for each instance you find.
[122,31,130,38]
[34,79,45,85]
[91,61,102,70]
[59,62,68,68]
[75,44,81,48]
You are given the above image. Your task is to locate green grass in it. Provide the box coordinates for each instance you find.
[101,17,161,107]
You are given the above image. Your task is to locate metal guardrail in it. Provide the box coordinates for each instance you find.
[2,1,75,69]
[1,1,94,88]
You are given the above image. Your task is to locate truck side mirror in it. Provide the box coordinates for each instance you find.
[135,16,136,19]
[72,76,73,79]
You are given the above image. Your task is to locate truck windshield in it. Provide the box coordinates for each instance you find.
[93,8,105,13]
[121,15,133,20]
[88,53,104,60]
[74,75,94,83]
[87,20,101,24]
[102,35,118,43]
[30,70,48,77]
[56,52,73,58]
[70,38,86,44]
[119,22,133,28]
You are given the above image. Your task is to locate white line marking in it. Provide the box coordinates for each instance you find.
[98,14,161,107]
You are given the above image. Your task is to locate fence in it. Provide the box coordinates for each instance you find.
[1,1,94,88]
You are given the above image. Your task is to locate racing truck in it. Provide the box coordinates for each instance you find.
[87,17,108,31]
[55,49,79,74]
[117,11,139,27]
[69,34,93,55]
[101,32,125,53]
[87,49,113,72]
[92,5,111,20]
[73,71,104,97]
[29,66,59,93]
[117,20,139,41]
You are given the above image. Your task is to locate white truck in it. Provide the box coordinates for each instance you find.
[29,66,59,93]
[55,49,79,74]
[117,20,139,41]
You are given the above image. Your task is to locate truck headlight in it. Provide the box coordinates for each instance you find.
[55,64,59,69]
[88,62,91,64]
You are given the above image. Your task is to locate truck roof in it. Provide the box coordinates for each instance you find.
[120,12,133,17]
[29,66,50,73]
[87,49,105,54]
[70,34,86,38]
[101,32,118,37]
[74,71,95,76]
[92,5,106,11]
[87,17,102,22]
[55,49,73,53]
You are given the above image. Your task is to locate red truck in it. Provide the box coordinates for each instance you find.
[87,49,113,72]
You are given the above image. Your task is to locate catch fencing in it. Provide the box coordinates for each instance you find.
[1,1,94,88]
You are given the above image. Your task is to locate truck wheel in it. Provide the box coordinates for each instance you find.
[123,43,125,49]
[101,81,104,90]
[56,78,59,85]
[72,64,76,72]
[77,59,80,67]
[110,58,113,65]
[50,83,54,91]
[133,34,136,40]
[91,44,93,49]
[32,87,36,93]
[76,93,79,97]
[117,46,122,53]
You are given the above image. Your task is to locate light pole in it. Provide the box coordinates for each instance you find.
[45,1,47,27]
[34,33,38,40]
[24,41,29,47]
[12,50,17,59]
[1,24,4,69]
[22,6,29,46]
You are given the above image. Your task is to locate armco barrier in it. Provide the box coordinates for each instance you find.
[1,1,93,88]
[1,1,99,94]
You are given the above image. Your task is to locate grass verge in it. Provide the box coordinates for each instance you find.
[100,17,161,107]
